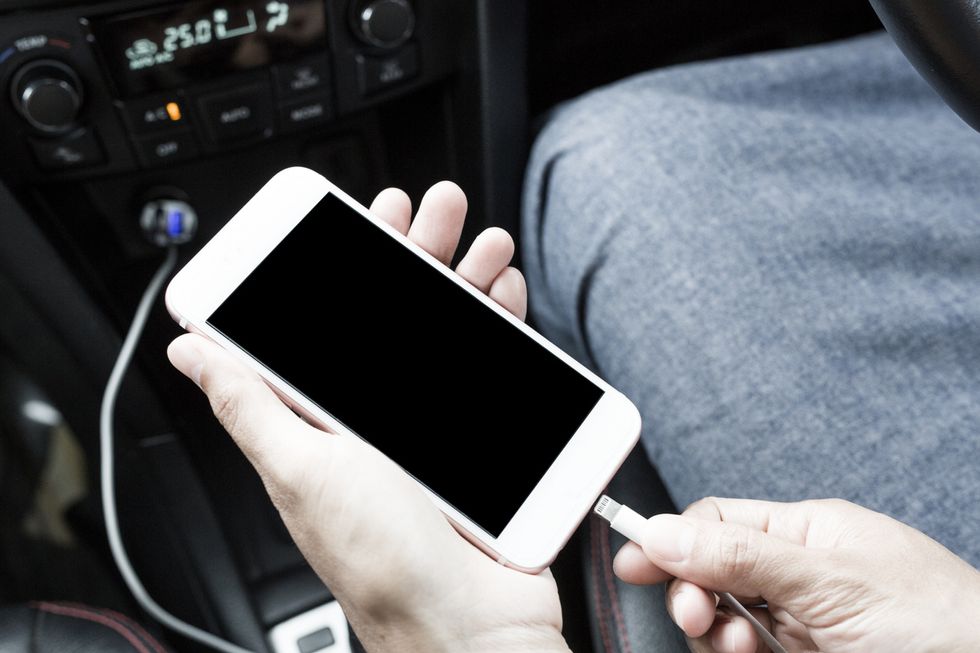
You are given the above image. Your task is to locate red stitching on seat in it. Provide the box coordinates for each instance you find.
[590,515,615,653]
[33,602,168,653]
[598,518,634,653]
[90,606,169,653]
[32,602,155,653]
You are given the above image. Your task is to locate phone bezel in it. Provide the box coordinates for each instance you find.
[166,167,641,571]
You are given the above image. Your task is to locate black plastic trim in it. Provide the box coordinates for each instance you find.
[870,0,980,132]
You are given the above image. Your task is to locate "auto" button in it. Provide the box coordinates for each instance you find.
[198,85,274,143]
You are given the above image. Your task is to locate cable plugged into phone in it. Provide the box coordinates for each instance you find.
[100,205,255,652]
[593,495,789,653]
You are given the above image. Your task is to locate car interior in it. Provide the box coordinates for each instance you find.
[0,1,977,652]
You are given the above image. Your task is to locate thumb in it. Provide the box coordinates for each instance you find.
[640,514,827,610]
[167,333,323,486]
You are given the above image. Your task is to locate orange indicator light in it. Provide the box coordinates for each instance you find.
[166,102,182,121]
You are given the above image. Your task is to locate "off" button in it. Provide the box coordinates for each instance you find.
[135,132,199,167]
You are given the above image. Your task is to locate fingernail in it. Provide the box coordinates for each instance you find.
[644,515,697,562]
[710,621,732,653]
[168,340,204,387]
[671,587,692,632]
[710,617,746,653]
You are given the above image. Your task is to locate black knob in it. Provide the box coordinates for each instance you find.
[354,0,415,49]
[11,60,83,134]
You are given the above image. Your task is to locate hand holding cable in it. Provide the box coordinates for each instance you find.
[599,495,980,653]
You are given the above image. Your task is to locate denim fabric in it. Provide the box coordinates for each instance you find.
[522,33,980,566]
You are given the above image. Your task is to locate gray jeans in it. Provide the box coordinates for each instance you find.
[522,33,980,567]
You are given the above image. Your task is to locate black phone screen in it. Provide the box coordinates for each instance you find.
[209,192,603,536]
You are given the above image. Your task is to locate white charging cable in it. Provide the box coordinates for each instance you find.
[99,246,255,653]
[594,495,789,653]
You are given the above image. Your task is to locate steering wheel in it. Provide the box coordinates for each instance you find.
[869,1,980,132]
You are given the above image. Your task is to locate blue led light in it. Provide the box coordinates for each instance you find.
[167,210,184,237]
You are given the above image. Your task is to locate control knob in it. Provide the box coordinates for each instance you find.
[354,0,415,49]
[11,59,84,134]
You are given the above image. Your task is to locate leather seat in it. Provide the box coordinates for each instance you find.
[585,448,688,653]
[0,602,170,653]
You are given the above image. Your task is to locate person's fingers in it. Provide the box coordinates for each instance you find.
[668,588,779,653]
[370,188,412,235]
[666,579,718,638]
[639,514,828,611]
[455,227,515,293]
[167,333,323,491]
[488,267,528,320]
[679,497,826,605]
[407,181,467,265]
[613,541,672,584]
[745,608,777,653]
[683,497,817,547]
[684,633,718,653]
[617,542,766,647]
[707,613,762,653]
[682,613,740,653]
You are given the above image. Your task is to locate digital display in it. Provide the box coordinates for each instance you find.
[209,194,605,537]
[90,0,326,97]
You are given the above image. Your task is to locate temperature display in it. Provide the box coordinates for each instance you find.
[90,0,326,98]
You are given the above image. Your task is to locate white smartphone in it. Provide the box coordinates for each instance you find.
[166,167,640,572]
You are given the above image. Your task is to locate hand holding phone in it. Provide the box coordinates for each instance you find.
[168,180,572,652]
[167,168,639,570]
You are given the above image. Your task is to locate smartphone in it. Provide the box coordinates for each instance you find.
[166,167,640,572]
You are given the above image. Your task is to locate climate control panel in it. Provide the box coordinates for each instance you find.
[0,0,448,182]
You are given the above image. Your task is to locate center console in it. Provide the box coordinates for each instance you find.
[0,0,442,180]
[0,1,526,651]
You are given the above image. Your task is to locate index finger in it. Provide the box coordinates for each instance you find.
[407,181,467,265]
[370,187,412,235]
[684,497,816,547]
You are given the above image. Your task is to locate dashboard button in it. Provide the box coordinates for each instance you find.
[135,132,199,167]
[355,43,418,95]
[30,127,103,170]
[198,85,274,143]
[122,95,189,135]
[297,627,334,653]
[275,56,330,99]
[279,94,332,133]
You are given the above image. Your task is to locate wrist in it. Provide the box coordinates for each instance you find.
[461,623,571,653]
[334,556,568,653]
[361,611,570,653]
